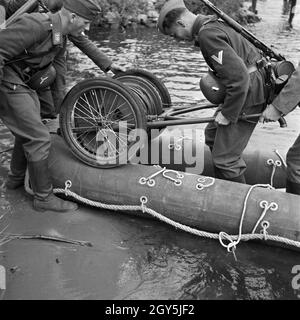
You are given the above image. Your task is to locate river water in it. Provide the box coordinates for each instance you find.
[0,0,300,300]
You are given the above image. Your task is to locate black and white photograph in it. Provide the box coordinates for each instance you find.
[0,0,299,305]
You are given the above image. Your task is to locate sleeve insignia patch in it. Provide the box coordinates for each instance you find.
[211,50,223,65]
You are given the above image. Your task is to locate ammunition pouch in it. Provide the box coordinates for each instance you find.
[25,64,57,91]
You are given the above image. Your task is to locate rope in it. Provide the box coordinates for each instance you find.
[267,149,287,187]
[52,181,300,253]
[274,149,287,168]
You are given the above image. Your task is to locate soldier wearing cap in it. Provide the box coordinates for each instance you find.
[0,0,65,120]
[158,0,267,184]
[0,0,125,212]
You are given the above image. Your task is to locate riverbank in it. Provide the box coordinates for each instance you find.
[92,0,260,30]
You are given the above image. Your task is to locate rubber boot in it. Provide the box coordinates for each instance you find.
[286,180,300,195]
[6,141,27,190]
[27,159,78,212]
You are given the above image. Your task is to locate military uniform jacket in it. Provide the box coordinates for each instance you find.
[0,12,112,106]
[272,66,300,115]
[193,17,266,123]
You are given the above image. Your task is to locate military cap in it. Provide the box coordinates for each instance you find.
[63,0,101,21]
[157,0,186,34]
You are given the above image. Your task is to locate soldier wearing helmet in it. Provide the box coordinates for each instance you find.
[158,0,267,183]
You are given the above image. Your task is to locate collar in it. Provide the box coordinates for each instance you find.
[192,14,218,39]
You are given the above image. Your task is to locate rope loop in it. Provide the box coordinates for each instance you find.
[260,221,270,240]
[139,167,166,187]
[168,136,192,151]
[163,170,184,187]
[219,232,238,254]
[267,159,282,168]
[196,177,215,191]
[64,180,72,195]
[140,196,148,213]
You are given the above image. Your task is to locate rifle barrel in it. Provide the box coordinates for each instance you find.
[200,0,285,61]
[0,0,39,29]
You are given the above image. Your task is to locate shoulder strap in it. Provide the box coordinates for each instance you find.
[49,12,63,46]
[5,12,63,66]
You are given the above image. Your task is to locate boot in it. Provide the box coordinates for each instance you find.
[28,159,78,212]
[286,180,300,195]
[6,141,27,190]
[214,166,246,184]
[226,174,246,184]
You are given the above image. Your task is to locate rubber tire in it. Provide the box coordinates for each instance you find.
[114,68,172,111]
[113,74,162,115]
[59,77,147,168]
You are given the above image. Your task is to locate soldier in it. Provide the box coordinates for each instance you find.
[157,0,267,183]
[260,67,300,195]
[288,0,297,28]
[0,0,125,212]
[0,0,65,120]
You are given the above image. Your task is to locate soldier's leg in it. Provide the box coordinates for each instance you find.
[37,87,57,120]
[288,0,297,28]
[6,136,27,189]
[0,87,27,189]
[210,119,258,183]
[286,134,300,195]
[0,83,77,212]
[204,121,217,151]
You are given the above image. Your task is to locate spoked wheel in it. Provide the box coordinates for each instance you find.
[59,78,147,168]
[114,69,172,113]
[113,74,162,115]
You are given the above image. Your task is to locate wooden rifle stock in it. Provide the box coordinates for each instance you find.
[0,0,39,29]
[200,0,285,61]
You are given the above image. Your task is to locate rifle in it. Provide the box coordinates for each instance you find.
[199,0,289,128]
[200,0,285,61]
[0,0,39,29]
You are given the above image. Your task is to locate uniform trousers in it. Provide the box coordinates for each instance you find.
[0,81,51,162]
[286,134,300,183]
[205,104,265,180]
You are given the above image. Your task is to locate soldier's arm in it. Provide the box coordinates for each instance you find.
[199,27,250,123]
[272,66,300,115]
[68,33,112,73]
[0,13,46,83]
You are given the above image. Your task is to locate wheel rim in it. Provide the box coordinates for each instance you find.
[64,83,145,166]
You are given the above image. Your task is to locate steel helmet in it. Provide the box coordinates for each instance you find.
[199,71,226,104]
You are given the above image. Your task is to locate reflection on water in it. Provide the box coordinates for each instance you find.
[1,0,300,300]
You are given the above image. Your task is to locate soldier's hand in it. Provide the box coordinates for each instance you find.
[109,63,126,74]
[214,112,230,126]
[259,104,282,123]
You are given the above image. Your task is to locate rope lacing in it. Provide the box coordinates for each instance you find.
[52,180,300,258]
